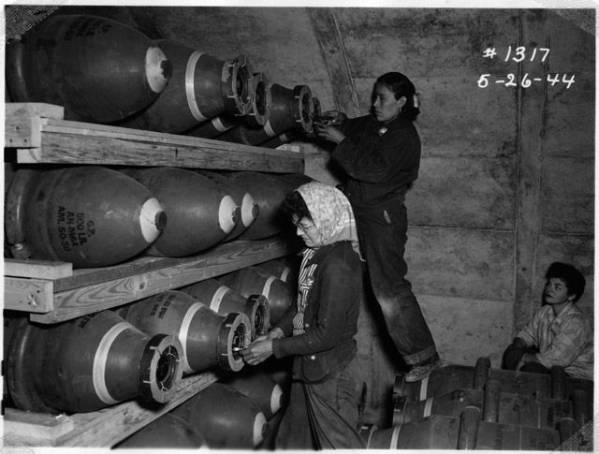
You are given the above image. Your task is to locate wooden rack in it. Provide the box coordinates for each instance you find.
[5,103,304,173]
[4,372,219,447]
[5,237,296,324]
[3,102,303,446]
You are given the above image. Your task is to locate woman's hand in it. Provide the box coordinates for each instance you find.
[241,328,283,365]
[315,124,345,144]
[241,338,274,365]
[314,110,346,144]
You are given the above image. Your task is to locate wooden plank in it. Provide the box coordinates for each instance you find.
[4,277,54,313]
[53,256,178,292]
[5,103,64,148]
[30,238,296,323]
[4,258,73,279]
[52,239,291,292]
[3,371,218,448]
[514,14,548,332]
[42,118,285,151]
[16,118,304,173]
[4,409,74,445]
[307,10,361,116]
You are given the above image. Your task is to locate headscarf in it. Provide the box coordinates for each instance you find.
[291,182,360,336]
[295,182,359,252]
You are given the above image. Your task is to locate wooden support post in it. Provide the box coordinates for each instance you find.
[513,11,548,332]
[308,9,361,116]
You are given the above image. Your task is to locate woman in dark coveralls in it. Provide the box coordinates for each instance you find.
[242,182,364,449]
[315,71,440,382]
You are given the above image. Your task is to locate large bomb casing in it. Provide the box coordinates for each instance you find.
[393,357,593,406]
[180,278,270,339]
[116,290,251,373]
[197,171,259,241]
[365,413,560,450]
[218,84,313,146]
[6,14,170,122]
[392,386,573,430]
[122,167,239,257]
[222,370,284,419]
[244,72,271,127]
[219,266,294,325]
[261,96,320,148]
[120,40,252,133]
[186,114,238,139]
[260,130,301,149]
[171,382,267,449]
[228,172,293,240]
[116,412,206,448]
[255,256,300,283]
[5,166,165,268]
[4,311,183,414]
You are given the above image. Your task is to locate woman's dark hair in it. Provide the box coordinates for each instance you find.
[545,262,586,302]
[375,72,420,121]
[281,190,312,222]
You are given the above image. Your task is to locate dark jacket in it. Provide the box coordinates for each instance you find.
[272,241,361,383]
[332,114,421,206]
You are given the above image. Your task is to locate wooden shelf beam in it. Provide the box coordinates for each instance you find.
[7,110,304,173]
[4,237,297,324]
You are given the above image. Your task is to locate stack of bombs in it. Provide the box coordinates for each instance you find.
[117,367,290,449]
[4,164,312,268]
[117,257,299,449]
[6,13,321,148]
[362,357,593,450]
[3,256,299,422]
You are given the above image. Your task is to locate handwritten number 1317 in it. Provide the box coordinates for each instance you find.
[505,46,550,62]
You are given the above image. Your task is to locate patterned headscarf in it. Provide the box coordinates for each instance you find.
[291,182,360,336]
[295,182,359,251]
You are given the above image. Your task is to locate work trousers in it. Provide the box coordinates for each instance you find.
[353,197,438,366]
[275,365,364,450]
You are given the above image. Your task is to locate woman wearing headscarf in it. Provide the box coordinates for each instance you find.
[242,181,364,449]
[315,71,440,382]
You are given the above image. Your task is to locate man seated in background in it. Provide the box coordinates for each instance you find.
[502,262,593,380]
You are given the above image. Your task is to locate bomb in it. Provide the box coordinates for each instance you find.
[186,115,238,139]
[393,356,591,403]
[4,311,183,413]
[254,256,300,283]
[120,40,252,133]
[6,14,171,122]
[228,172,293,240]
[116,290,251,373]
[197,171,259,241]
[219,267,294,325]
[116,412,206,448]
[179,278,270,339]
[219,84,313,146]
[171,383,267,449]
[392,385,573,430]
[365,412,561,450]
[260,130,301,149]
[223,370,284,419]
[5,166,165,268]
[122,167,239,257]
[244,72,271,127]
